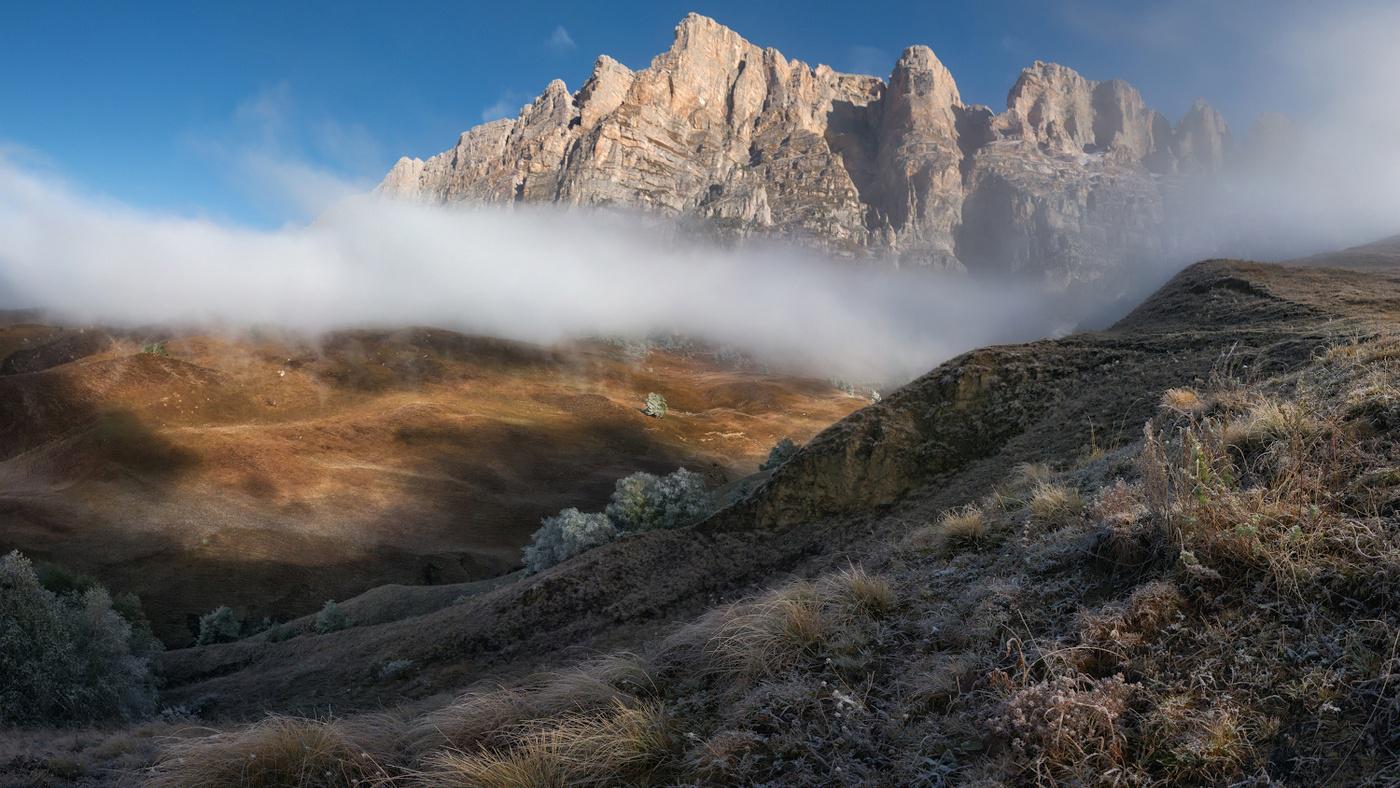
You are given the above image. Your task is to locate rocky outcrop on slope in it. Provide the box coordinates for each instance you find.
[380,14,1234,282]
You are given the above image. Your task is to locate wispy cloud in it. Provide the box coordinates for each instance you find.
[186,83,378,220]
[546,25,576,55]
[480,91,523,123]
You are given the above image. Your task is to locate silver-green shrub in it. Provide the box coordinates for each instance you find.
[522,508,619,574]
[196,605,243,645]
[315,600,351,634]
[643,392,668,418]
[760,438,799,471]
[0,551,156,725]
[605,468,710,532]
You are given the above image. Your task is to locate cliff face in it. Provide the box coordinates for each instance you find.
[379,14,1232,282]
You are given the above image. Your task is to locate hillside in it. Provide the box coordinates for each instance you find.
[380,14,1240,282]
[0,252,1372,788]
[0,326,860,645]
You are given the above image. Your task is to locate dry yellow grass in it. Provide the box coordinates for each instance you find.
[908,505,990,555]
[1028,483,1084,528]
[702,583,827,679]
[1219,399,1321,454]
[413,701,674,787]
[822,566,897,617]
[147,715,395,788]
[941,506,988,546]
[407,660,648,755]
[1160,387,1206,415]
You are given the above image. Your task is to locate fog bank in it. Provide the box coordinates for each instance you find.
[0,160,1088,383]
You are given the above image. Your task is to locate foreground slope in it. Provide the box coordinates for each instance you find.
[0,327,858,644]
[151,257,1400,717]
[8,256,1400,784]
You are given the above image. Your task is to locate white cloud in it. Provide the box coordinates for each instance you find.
[480,91,523,123]
[546,25,576,55]
[0,156,1084,383]
[185,83,380,220]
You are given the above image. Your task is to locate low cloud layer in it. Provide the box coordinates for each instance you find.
[0,159,1092,383]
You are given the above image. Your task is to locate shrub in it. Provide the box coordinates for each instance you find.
[378,659,416,681]
[605,469,710,532]
[643,392,668,418]
[196,605,243,645]
[112,591,163,657]
[523,509,619,574]
[267,622,298,643]
[1000,673,1133,781]
[140,341,168,356]
[315,600,351,634]
[760,437,799,471]
[0,551,156,725]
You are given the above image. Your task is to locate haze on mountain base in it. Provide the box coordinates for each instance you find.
[2,5,1399,384]
[0,158,1087,383]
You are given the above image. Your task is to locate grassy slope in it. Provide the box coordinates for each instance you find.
[9,256,1400,785]
[0,329,858,644]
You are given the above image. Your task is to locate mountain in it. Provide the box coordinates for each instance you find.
[379,14,1232,283]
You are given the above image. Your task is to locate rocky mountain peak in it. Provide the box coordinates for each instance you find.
[379,15,1246,283]
[1173,98,1231,172]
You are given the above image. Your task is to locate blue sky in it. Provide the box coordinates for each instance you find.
[0,1,1359,226]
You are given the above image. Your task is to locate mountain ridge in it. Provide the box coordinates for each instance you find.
[379,13,1236,282]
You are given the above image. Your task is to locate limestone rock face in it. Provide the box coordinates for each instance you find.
[379,13,1237,283]
[1173,99,1232,173]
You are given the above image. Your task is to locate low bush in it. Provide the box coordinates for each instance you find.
[605,469,710,532]
[760,438,799,471]
[643,392,668,418]
[520,468,712,574]
[522,508,619,574]
[0,551,156,725]
[195,605,243,645]
[315,600,351,634]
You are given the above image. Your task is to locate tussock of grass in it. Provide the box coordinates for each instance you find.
[661,567,897,682]
[1028,483,1084,529]
[147,715,394,788]
[1160,387,1206,415]
[1219,398,1323,456]
[408,657,652,755]
[413,701,675,787]
[988,463,1054,510]
[940,506,988,548]
[908,505,991,555]
[824,566,897,617]
[1140,695,1257,783]
[696,582,827,680]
